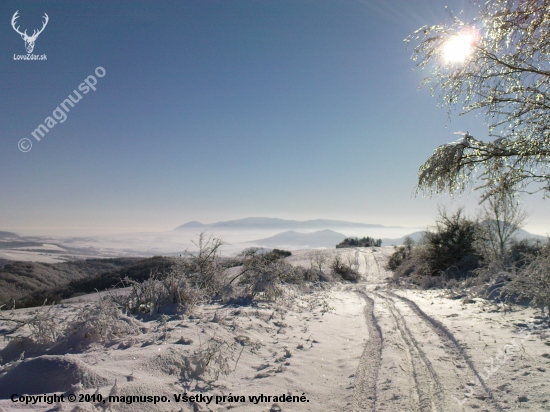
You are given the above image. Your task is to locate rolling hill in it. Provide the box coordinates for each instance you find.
[0,257,175,308]
[250,229,347,248]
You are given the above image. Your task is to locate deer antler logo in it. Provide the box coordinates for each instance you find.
[11,11,49,54]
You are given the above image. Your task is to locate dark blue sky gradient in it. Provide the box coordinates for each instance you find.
[1,0,547,235]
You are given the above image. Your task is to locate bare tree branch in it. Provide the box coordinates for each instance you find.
[408,0,550,199]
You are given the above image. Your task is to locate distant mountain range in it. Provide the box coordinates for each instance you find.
[247,226,548,249]
[175,217,387,230]
[0,231,21,239]
[381,232,423,246]
[250,229,347,248]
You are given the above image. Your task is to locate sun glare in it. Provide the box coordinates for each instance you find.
[443,32,476,63]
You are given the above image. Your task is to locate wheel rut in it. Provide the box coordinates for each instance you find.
[388,291,505,412]
[376,292,443,412]
[350,292,504,410]
[349,248,504,411]
[351,291,383,412]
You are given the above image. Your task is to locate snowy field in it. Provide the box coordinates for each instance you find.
[0,225,421,263]
[1,247,549,411]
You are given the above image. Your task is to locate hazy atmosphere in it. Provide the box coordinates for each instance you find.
[2,0,548,237]
[2,2,550,411]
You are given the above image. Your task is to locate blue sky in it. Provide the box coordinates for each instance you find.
[1,0,548,235]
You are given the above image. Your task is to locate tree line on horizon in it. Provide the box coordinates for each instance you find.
[336,237,382,248]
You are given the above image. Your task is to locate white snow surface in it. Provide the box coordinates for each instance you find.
[0,247,549,411]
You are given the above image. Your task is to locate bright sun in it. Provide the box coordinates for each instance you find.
[443,32,476,63]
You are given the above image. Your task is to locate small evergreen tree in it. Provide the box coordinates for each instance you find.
[336,237,382,248]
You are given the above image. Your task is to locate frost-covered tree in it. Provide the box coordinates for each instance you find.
[477,192,528,261]
[408,0,550,200]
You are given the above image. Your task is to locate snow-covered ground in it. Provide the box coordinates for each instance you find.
[0,250,70,264]
[1,247,549,411]
[0,226,420,264]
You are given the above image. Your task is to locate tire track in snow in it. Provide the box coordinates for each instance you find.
[351,291,383,412]
[348,248,502,411]
[388,291,504,412]
[375,292,443,412]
